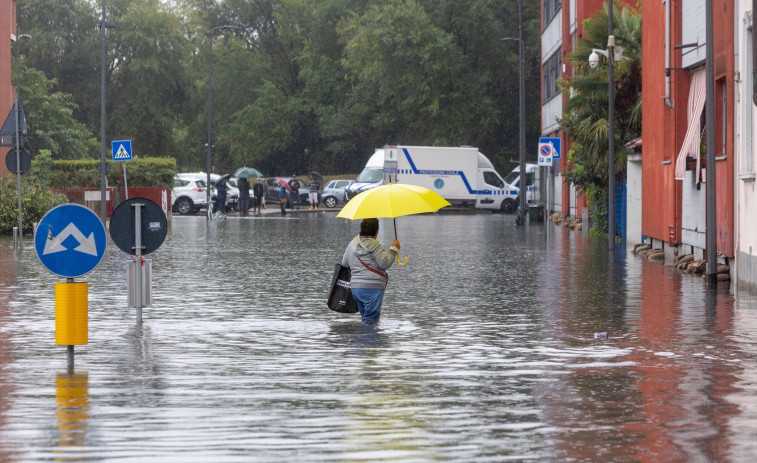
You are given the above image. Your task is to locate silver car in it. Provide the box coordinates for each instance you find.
[321,179,354,208]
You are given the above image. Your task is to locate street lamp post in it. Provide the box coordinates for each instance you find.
[501,0,526,223]
[206,25,239,222]
[98,0,115,224]
[13,33,31,248]
[588,3,623,250]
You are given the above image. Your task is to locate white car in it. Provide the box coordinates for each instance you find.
[178,172,239,211]
[172,175,208,215]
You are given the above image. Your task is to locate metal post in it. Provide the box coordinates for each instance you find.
[12,227,18,249]
[66,277,75,372]
[13,34,30,248]
[206,26,239,223]
[705,0,717,277]
[517,0,527,224]
[99,0,107,223]
[67,345,74,372]
[133,202,143,324]
[607,2,616,250]
[123,162,129,200]
[206,33,214,223]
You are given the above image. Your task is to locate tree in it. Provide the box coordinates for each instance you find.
[19,0,200,163]
[16,58,99,160]
[558,1,641,234]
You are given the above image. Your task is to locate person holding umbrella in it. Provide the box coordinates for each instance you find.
[288,174,300,210]
[237,175,250,216]
[341,218,400,324]
[215,174,231,217]
[308,173,321,210]
[278,182,288,216]
[252,177,264,216]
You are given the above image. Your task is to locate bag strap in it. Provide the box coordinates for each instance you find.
[356,255,387,280]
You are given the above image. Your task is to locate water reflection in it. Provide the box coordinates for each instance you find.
[54,371,90,461]
[0,214,757,461]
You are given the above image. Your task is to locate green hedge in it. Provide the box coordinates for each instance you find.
[45,157,176,189]
[0,176,67,234]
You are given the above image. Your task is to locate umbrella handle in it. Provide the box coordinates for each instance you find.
[397,254,408,266]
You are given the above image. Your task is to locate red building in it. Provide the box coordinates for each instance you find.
[543,0,635,221]
[0,0,17,177]
[641,1,734,262]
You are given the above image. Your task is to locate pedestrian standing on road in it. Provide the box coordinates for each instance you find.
[215,175,230,217]
[308,173,320,210]
[341,218,400,324]
[288,175,300,210]
[252,178,264,216]
[278,184,288,216]
[237,176,250,216]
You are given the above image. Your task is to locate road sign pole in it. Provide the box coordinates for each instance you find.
[133,202,143,324]
[66,276,75,371]
[123,162,129,200]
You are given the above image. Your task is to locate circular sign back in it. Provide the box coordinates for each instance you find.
[109,197,168,255]
[5,148,31,175]
[34,204,108,278]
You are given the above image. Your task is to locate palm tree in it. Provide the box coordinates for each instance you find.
[558,0,641,235]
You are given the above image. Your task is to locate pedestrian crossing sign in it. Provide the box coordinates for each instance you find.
[112,140,132,161]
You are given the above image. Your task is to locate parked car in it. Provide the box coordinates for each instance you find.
[264,177,317,208]
[171,175,208,215]
[321,179,354,208]
[177,172,239,211]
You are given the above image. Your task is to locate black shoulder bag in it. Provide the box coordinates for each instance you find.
[327,264,358,313]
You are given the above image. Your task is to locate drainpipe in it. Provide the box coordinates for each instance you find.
[753,0,757,105]
[664,0,675,109]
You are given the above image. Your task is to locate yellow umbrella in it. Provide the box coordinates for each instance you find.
[337,183,451,265]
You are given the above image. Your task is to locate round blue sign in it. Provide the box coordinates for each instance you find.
[34,204,107,278]
[434,178,444,189]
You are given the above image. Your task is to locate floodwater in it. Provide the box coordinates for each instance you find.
[1,212,757,462]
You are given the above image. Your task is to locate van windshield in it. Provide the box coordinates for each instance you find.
[356,168,383,183]
[504,170,520,187]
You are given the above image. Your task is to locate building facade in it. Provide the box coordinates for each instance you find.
[0,0,16,177]
[641,0,735,267]
[734,0,757,289]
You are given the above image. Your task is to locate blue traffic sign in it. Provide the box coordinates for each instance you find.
[34,204,107,278]
[539,137,561,159]
[112,140,132,161]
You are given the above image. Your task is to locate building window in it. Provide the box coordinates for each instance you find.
[543,49,562,103]
[544,0,562,28]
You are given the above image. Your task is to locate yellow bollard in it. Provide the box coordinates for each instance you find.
[55,283,88,345]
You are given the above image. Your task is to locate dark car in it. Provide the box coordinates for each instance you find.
[265,177,318,208]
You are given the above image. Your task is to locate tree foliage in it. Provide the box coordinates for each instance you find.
[558,1,641,234]
[17,0,542,177]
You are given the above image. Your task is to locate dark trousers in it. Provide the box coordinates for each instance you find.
[290,191,299,209]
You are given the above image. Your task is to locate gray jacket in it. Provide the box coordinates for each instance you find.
[341,236,398,289]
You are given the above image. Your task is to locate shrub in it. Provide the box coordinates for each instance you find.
[0,175,67,235]
[46,157,176,189]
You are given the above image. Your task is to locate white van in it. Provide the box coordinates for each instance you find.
[345,149,384,200]
[503,163,539,205]
[345,146,518,212]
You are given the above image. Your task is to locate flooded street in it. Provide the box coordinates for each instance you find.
[1,212,757,462]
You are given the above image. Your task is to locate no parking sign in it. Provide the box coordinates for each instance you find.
[538,137,561,166]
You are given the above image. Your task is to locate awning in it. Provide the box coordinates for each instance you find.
[674,69,706,180]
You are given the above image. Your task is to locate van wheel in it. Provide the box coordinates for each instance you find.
[501,198,517,214]
[324,196,337,208]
